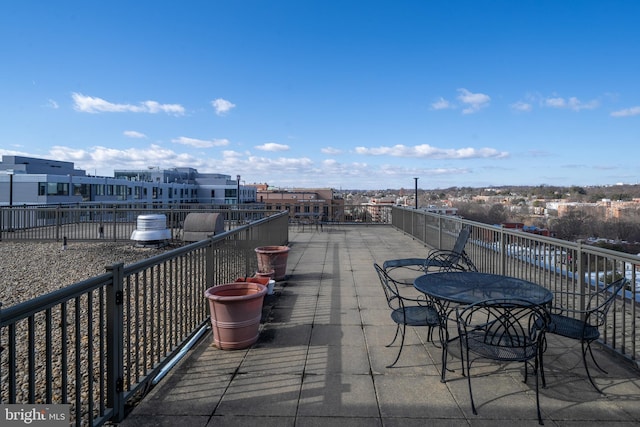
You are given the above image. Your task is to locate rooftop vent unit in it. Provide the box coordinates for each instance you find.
[182,212,225,242]
[130,214,171,247]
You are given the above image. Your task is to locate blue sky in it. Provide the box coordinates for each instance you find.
[1,1,639,190]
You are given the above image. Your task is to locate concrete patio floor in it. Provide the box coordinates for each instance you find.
[117,225,640,426]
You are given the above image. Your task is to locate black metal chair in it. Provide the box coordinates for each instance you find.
[456,298,550,425]
[373,263,441,368]
[383,226,476,284]
[546,277,628,393]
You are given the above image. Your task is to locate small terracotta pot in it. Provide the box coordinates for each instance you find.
[255,269,275,280]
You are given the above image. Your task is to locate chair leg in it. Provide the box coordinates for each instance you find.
[427,326,434,342]
[582,341,604,393]
[585,341,608,374]
[534,357,544,425]
[539,344,547,388]
[387,324,406,368]
[386,324,400,347]
[464,352,477,415]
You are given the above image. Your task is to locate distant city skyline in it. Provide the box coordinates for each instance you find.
[1,1,639,190]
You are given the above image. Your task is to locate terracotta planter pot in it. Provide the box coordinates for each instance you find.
[254,269,276,295]
[204,282,267,350]
[255,245,290,281]
[235,276,270,286]
[254,269,275,280]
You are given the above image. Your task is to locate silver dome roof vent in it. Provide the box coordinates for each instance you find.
[130,214,171,246]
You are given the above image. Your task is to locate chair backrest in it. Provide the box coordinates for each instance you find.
[374,263,403,311]
[586,277,628,327]
[456,298,549,360]
[441,226,472,265]
[452,226,471,254]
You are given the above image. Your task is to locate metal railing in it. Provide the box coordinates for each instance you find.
[0,203,392,241]
[0,211,289,426]
[0,203,275,241]
[392,206,640,367]
[5,203,638,426]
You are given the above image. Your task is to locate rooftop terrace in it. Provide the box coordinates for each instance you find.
[118,225,640,427]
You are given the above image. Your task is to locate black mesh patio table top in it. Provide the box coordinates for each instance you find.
[414,272,553,306]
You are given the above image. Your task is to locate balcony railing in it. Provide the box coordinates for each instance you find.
[1,212,289,426]
[3,204,639,426]
[0,203,277,241]
[392,206,640,367]
[0,202,392,241]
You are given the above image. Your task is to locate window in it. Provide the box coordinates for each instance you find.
[38,182,69,196]
[116,185,127,200]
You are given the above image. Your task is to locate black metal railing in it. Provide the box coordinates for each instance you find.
[0,202,274,241]
[0,212,289,426]
[0,203,393,241]
[391,205,640,367]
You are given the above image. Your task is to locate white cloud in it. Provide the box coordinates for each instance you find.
[511,101,532,112]
[567,97,599,111]
[431,97,453,110]
[255,142,289,152]
[46,99,59,109]
[457,88,490,114]
[172,136,230,148]
[544,95,599,111]
[211,98,236,115]
[123,130,147,138]
[72,93,185,115]
[321,147,342,155]
[48,144,206,173]
[221,149,245,160]
[354,144,508,159]
[610,106,640,117]
[544,97,566,108]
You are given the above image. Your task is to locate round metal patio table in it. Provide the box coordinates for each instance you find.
[413,271,553,382]
[414,271,553,307]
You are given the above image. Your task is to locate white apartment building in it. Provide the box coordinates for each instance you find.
[0,155,256,206]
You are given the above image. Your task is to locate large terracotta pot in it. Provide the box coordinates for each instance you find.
[204,282,267,350]
[255,245,290,281]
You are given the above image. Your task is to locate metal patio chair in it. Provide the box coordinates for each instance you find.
[456,298,550,425]
[374,263,441,368]
[383,226,476,284]
[546,277,628,393]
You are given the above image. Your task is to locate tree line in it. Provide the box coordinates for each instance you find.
[453,201,640,255]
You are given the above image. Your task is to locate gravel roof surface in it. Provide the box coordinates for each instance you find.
[0,241,171,307]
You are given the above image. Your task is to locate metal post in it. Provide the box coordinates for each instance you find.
[236,175,241,206]
[414,177,418,209]
[9,172,13,207]
[236,175,241,225]
[106,263,125,423]
[8,170,14,231]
